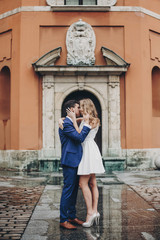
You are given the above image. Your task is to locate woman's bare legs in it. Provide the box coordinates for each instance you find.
[79,175,94,222]
[89,174,99,213]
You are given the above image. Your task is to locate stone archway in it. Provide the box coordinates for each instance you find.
[62,90,102,153]
[33,46,129,166]
[39,73,123,162]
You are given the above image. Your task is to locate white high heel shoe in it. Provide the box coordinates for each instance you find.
[95,212,100,225]
[82,213,97,228]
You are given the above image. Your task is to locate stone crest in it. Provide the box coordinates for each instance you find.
[66,19,96,66]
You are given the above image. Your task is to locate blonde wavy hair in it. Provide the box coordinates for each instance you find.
[80,98,100,125]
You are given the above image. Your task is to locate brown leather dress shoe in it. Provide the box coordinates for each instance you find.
[60,221,77,230]
[69,218,84,225]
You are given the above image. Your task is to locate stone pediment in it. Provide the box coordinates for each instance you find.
[101,46,130,67]
[33,46,129,75]
[33,47,62,67]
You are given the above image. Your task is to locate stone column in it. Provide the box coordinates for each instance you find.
[54,103,62,158]
[42,75,55,158]
[54,89,64,158]
[108,75,121,156]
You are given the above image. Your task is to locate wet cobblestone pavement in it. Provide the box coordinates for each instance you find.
[0,176,45,239]
[0,170,160,239]
[130,185,160,212]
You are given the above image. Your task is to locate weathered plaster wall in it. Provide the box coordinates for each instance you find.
[0,0,160,170]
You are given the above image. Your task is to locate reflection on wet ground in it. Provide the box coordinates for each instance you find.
[1,170,160,239]
[19,171,160,239]
[0,171,123,187]
[24,184,160,240]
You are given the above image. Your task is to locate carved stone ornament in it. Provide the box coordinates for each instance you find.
[98,0,117,6]
[46,0,56,5]
[66,19,96,66]
[46,0,64,5]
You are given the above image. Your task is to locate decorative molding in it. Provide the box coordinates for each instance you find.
[98,0,117,6]
[33,65,129,76]
[78,82,85,90]
[42,75,55,150]
[77,75,85,90]
[43,81,54,89]
[101,46,130,67]
[0,6,51,20]
[43,75,55,89]
[108,82,119,88]
[51,6,110,11]
[108,75,121,149]
[46,0,63,6]
[33,47,62,68]
[0,31,12,61]
[66,19,96,66]
[149,30,160,62]
[46,0,56,5]
[46,0,117,6]
[108,75,119,88]
[0,6,160,20]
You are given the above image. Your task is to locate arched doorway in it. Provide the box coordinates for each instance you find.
[61,90,102,153]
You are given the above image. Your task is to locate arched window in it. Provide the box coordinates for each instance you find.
[152,66,160,117]
[0,66,11,120]
[65,0,97,5]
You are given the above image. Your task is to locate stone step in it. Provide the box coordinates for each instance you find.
[37,158,126,173]
[103,157,126,173]
[39,159,60,172]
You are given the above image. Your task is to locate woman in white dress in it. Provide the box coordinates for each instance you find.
[66,99,105,227]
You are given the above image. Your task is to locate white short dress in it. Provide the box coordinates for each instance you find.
[77,121,105,175]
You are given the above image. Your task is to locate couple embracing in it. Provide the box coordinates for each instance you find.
[58,99,105,230]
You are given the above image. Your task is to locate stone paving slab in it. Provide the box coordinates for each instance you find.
[114,170,160,186]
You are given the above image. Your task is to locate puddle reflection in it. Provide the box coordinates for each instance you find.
[75,185,160,239]
[47,176,63,185]
[60,227,100,240]
[1,170,160,239]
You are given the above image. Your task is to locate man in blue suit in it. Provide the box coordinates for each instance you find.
[59,100,91,230]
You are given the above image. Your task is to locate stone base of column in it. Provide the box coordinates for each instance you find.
[39,159,61,172]
[0,150,39,171]
[0,148,159,171]
[103,157,126,173]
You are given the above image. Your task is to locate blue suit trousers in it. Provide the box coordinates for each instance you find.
[60,166,79,223]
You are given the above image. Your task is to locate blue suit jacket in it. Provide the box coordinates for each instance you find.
[59,117,90,167]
